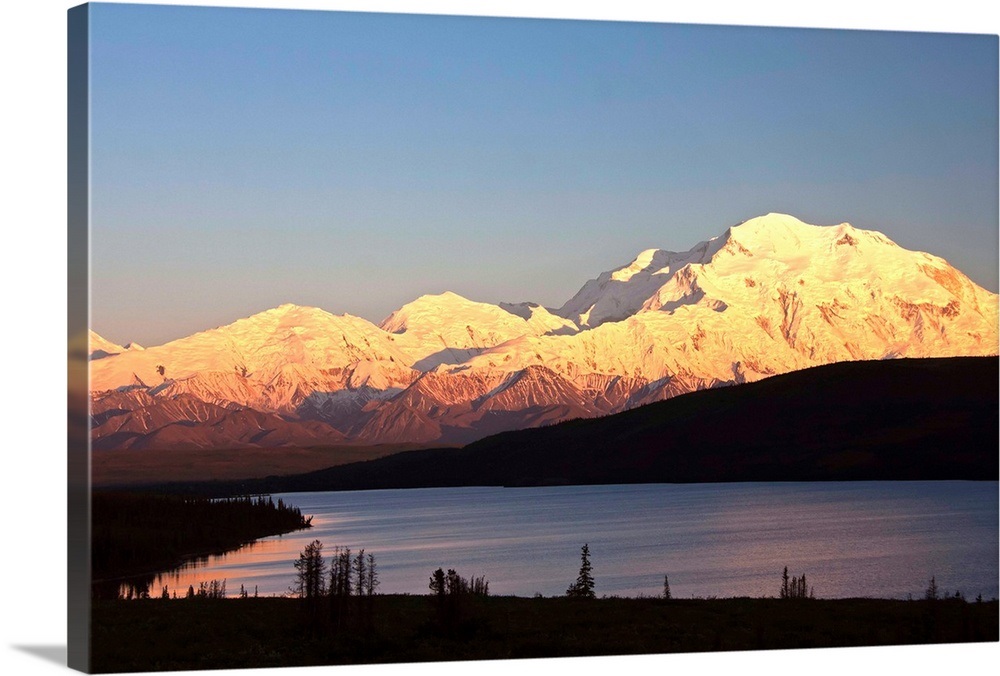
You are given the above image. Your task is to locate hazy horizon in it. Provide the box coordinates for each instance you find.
[88,4,999,347]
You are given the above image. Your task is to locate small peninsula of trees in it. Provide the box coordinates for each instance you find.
[92,491,312,600]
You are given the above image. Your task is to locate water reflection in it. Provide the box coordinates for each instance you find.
[114,482,998,601]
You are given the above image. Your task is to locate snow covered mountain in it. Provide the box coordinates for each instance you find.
[379,291,577,370]
[88,330,144,360]
[89,213,998,450]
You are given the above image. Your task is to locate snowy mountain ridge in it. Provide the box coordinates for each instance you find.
[90,213,999,449]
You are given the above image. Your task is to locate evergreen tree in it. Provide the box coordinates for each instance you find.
[446,569,468,596]
[566,543,596,598]
[329,546,353,599]
[663,575,671,600]
[429,568,446,597]
[353,549,367,598]
[209,580,226,599]
[293,539,326,599]
[780,568,815,600]
[328,546,353,630]
[925,576,939,601]
[365,552,379,597]
[469,575,490,596]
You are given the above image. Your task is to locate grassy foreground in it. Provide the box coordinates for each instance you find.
[91,594,998,672]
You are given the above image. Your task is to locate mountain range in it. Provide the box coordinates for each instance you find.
[89,213,999,451]
[184,355,997,495]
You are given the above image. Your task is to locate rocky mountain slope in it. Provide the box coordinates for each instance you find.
[210,356,998,492]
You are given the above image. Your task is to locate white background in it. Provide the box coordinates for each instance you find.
[1,1,997,675]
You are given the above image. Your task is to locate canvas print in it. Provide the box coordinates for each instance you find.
[68,2,999,673]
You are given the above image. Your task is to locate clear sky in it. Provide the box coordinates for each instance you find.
[88,2,999,346]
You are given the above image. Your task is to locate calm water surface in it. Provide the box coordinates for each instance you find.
[152,482,998,600]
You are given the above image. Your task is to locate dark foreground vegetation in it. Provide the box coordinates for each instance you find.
[90,593,998,673]
[155,356,998,496]
[92,491,311,598]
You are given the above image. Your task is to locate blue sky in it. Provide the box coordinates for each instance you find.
[88,3,999,346]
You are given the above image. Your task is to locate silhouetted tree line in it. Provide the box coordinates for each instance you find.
[122,578,235,601]
[916,575,990,643]
[195,580,227,599]
[93,491,311,599]
[117,581,151,600]
[292,539,380,636]
[922,576,978,603]
[428,568,490,597]
[427,566,490,634]
[780,566,814,599]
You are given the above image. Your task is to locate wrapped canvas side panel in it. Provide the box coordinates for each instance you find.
[68,4,91,672]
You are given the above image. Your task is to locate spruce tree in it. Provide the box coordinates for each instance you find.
[925,576,939,601]
[365,552,379,596]
[293,539,326,600]
[429,568,446,597]
[353,549,366,598]
[566,543,596,598]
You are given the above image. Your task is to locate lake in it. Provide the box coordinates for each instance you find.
[149,481,998,600]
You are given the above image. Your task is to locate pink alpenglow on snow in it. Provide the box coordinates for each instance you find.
[90,214,999,449]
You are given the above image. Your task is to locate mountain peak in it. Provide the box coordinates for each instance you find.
[89,329,127,360]
[727,213,816,241]
[722,214,904,258]
[267,302,317,314]
[245,303,346,325]
[380,292,474,332]
[557,213,991,332]
[414,290,471,305]
[380,291,517,336]
[610,248,672,282]
[736,212,808,226]
[89,212,998,452]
